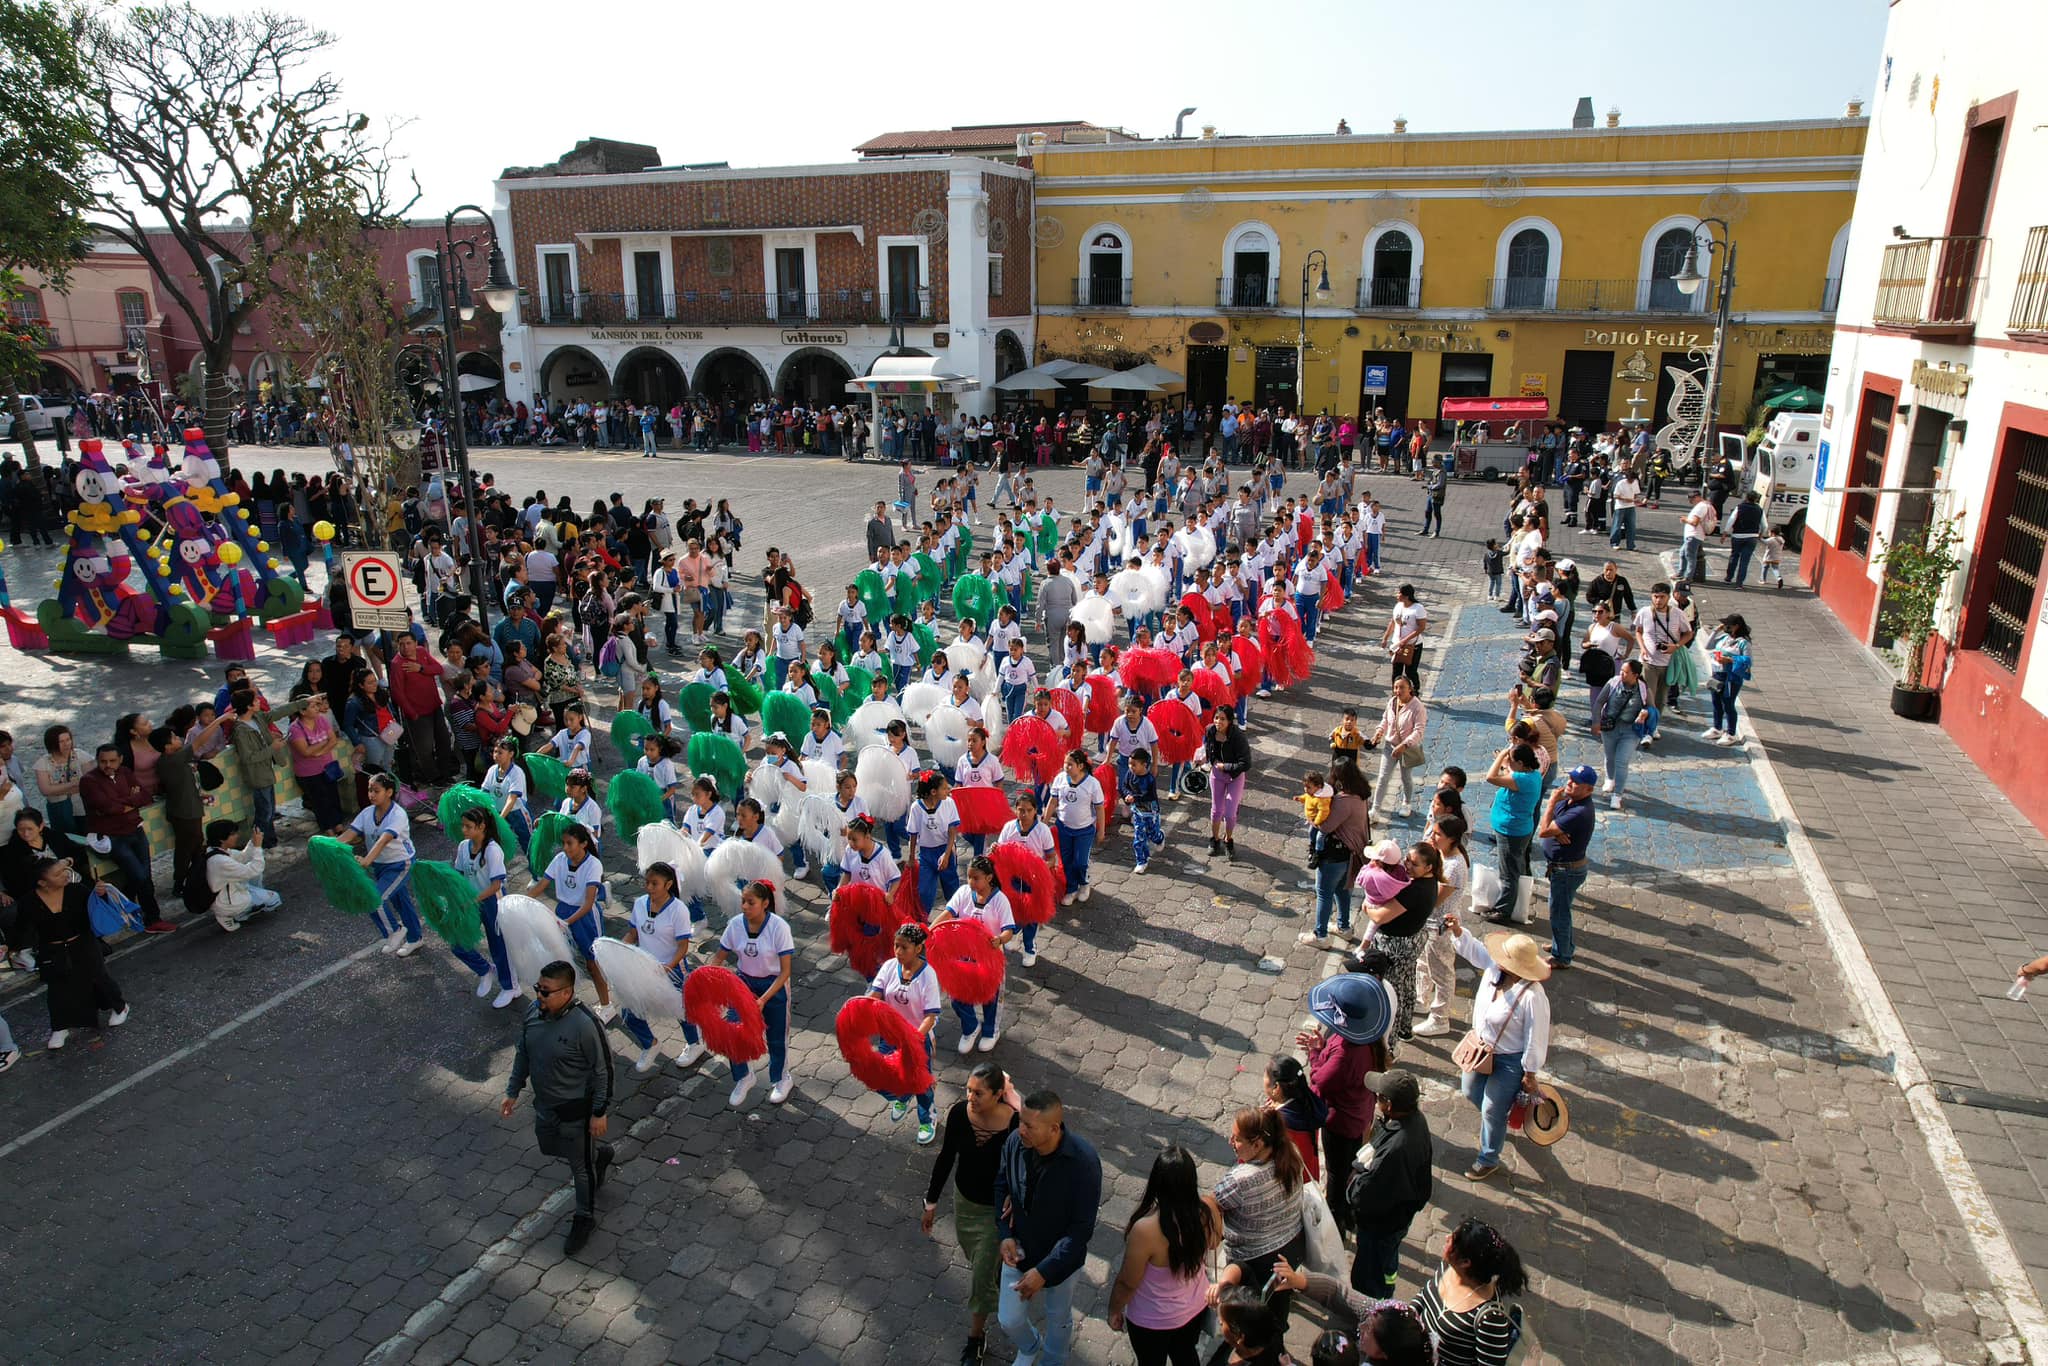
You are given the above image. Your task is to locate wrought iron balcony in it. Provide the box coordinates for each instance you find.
[1484,277,1704,313]
[1071,277,1133,308]
[525,288,930,327]
[1874,236,1986,334]
[1357,276,1422,310]
[1217,275,1281,310]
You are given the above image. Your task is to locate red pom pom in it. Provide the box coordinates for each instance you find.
[829,883,911,980]
[1080,674,1121,735]
[836,996,934,1096]
[952,784,1011,837]
[1001,715,1065,786]
[927,918,1006,1004]
[1356,548,1371,575]
[1179,593,1215,642]
[1296,511,1313,547]
[1321,577,1346,613]
[1229,638,1265,700]
[682,965,768,1063]
[1259,616,1296,688]
[992,841,1057,925]
[1093,759,1119,830]
[891,870,927,924]
[1190,667,1231,716]
[1118,647,1180,698]
[1147,698,1202,764]
[1047,687,1085,743]
[1286,632,1315,681]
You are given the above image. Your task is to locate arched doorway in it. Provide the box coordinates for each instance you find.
[38,360,81,396]
[615,347,686,408]
[539,346,610,405]
[694,348,770,406]
[994,330,1027,381]
[456,350,504,400]
[776,348,854,405]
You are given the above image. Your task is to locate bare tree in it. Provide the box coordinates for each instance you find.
[78,3,415,459]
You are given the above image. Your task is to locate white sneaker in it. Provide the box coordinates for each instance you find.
[218,917,242,933]
[1611,793,1624,810]
[1079,885,1092,903]
[1412,1015,1451,1038]
[396,937,425,958]
[768,1077,793,1104]
[1717,733,1739,746]
[595,1003,619,1023]
[634,1045,660,1073]
[1398,804,1414,819]
[1257,688,1272,699]
[1600,778,1615,794]
[956,1028,980,1055]
[492,988,521,1009]
[8,950,32,972]
[977,1029,1001,1052]
[1059,892,1075,907]
[108,1006,130,1027]
[0,1048,18,1073]
[729,1072,757,1107]
[1297,931,1332,948]
[380,929,406,955]
[476,974,497,998]
[47,1029,68,1049]
[1699,727,1723,741]
[675,1040,708,1068]
[1021,951,1038,967]
[1134,861,1149,874]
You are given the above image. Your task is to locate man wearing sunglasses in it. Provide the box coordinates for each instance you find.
[501,960,615,1254]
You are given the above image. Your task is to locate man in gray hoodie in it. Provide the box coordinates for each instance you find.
[1034,557,1078,662]
[501,960,615,1254]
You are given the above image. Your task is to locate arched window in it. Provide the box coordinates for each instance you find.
[4,287,43,322]
[1079,227,1130,307]
[408,249,442,307]
[116,290,148,330]
[1647,227,1697,312]
[1223,223,1280,307]
[1368,229,1416,308]
[1504,229,1549,307]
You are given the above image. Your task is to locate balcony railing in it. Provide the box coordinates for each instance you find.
[526,288,931,327]
[1873,236,1986,331]
[2007,226,2048,334]
[1484,277,1705,313]
[1357,276,1422,310]
[1071,276,1133,308]
[1218,275,1281,310]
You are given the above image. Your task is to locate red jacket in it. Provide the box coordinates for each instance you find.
[388,650,446,720]
[80,765,149,837]
[1308,1030,1385,1140]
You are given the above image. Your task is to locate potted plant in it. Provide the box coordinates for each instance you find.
[1874,514,1965,720]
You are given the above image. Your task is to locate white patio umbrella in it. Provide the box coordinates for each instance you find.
[1086,372,1166,395]
[993,367,1068,392]
[1047,360,1114,381]
[1118,362,1185,390]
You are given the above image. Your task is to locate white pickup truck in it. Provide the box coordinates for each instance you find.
[6,393,73,439]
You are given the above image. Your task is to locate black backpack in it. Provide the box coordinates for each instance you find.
[184,849,219,918]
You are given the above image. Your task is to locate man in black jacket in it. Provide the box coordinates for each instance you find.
[1582,561,1638,620]
[1347,1069,1434,1298]
[1724,491,1767,586]
[502,961,616,1254]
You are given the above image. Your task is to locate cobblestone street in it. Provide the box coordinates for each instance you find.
[0,444,2033,1364]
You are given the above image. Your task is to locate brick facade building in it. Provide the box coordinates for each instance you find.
[492,145,1033,415]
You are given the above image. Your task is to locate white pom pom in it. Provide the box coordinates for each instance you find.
[944,639,987,674]
[900,680,948,728]
[748,760,786,810]
[1189,527,1218,570]
[706,838,785,918]
[968,655,997,703]
[856,745,912,821]
[592,938,685,1020]
[982,701,1007,755]
[926,704,971,767]
[498,894,575,999]
[799,791,844,863]
[771,791,804,847]
[847,699,905,751]
[1109,569,1150,617]
[801,758,839,798]
[667,838,708,900]
[636,821,691,874]
[1072,597,1113,645]
[1138,565,1171,614]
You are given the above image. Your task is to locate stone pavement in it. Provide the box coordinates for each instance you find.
[0,447,2025,1364]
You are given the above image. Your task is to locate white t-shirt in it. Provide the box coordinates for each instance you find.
[1048,773,1105,829]
[630,893,694,966]
[1683,499,1717,543]
[839,842,899,889]
[869,959,942,1026]
[944,886,1016,939]
[545,850,606,910]
[889,742,921,774]
[721,911,795,983]
[638,756,681,790]
[1633,604,1691,666]
[772,623,806,660]
[997,654,1037,688]
[745,825,785,858]
[480,761,528,815]
[682,801,726,849]
[351,804,413,864]
[1107,716,1158,760]
[525,548,559,584]
[802,729,846,770]
[907,797,960,850]
[998,817,1056,859]
[559,796,604,836]
[453,838,506,892]
[549,727,593,769]
[954,752,1003,788]
[1389,601,1429,649]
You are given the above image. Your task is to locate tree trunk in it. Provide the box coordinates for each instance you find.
[6,395,43,469]
[202,341,238,468]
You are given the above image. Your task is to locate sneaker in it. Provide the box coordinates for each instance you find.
[1463,1162,1500,1182]
[380,928,406,954]
[1256,688,1272,699]
[46,1029,68,1050]
[476,974,497,998]
[1600,778,1615,794]
[729,1072,757,1107]
[144,919,179,935]
[956,1028,980,1056]
[0,1048,18,1073]
[594,1146,614,1190]
[635,1045,660,1074]
[1021,951,1038,967]
[108,1005,130,1027]
[1412,1015,1451,1037]
[887,1098,909,1122]
[595,1003,619,1023]
[1397,804,1414,819]
[675,1040,708,1068]
[1133,861,1149,874]
[1611,793,1624,811]
[768,1077,793,1104]
[1717,733,1739,747]
[916,1121,938,1146]
[1225,839,1236,863]
[1209,838,1224,856]
[1078,884,1092,902]
[492,988,521,1009]
[1297,932,1332,948]
[396,937,425,958]
[1699,727,1723,742]
[977,1029,1000,1052]
[563,1215,594,1255]
[10,950,34,972]
[1059,892,1075,907]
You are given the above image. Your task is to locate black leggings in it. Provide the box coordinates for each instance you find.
[1127,1312,1207,1366]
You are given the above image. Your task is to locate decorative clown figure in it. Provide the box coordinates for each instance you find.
[57,531,159,639]
[163,501,250,615]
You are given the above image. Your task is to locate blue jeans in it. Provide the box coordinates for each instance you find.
[1599,727,1637,795]
[1608,505,1637,550]
[1678,537,1705,583]
[1488,573,1503,599]
[917,845,960,912]
[1725,538,1757,584]
[370,859,424,943]
[1712,676,1745,734]
[104,828,161,920]
[622,961,702,1050]
[999,1262,1079,1366]
[1422,498,1443,535]
[1294,592,1320,642]
[1314,856,1352,936]
[1366,532,1381,570]
[250,785,276,844]
[729,975,787,1084]
[1130,806,1162,864]
[1545,861,1588,965]
[1461,1049,1526,1167]
[1056,823,1095,888]
[879,1034,936,1123]
[952,990,1000,1039]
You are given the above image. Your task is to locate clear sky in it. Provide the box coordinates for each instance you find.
[310,0,1889,212]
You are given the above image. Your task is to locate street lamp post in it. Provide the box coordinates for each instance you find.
[429,205,517,632]
[1671,218,1738,476]
[1296,249,1331,421]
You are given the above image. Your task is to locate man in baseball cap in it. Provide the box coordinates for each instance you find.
[1348,1068,1433,1298]
[1536,765,1600,969]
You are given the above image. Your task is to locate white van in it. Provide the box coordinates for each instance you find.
[1745,412,1821,550]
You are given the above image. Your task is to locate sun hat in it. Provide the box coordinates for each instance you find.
[1524,1081,1570,1146]
[1309,973,1393,1045]
[1483,930,1553,981]
[508,704,538,737]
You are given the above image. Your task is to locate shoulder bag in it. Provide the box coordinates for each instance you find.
[1451,982,1526,1075]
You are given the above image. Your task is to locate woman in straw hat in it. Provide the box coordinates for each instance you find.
[1440,911,1551,1182]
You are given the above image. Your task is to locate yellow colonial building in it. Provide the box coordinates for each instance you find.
[1028,113,1865,431]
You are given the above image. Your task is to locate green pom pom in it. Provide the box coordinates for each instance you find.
[1036,518,1059,556]
[687,731,747,800]
[913,622,939,669]
[845,663,879,705]
[607,769,666,845]
[762,690,810,744]
[410,859,484,949]
[679,681,715,733]
[952,574,997,634]
[309,836,381,915]
[528,809,579,874]
[855,568,890,626]
[812,671,848,726]
[438,784,517,856]
[611,709,655,763]
[914,552,942,596]
[523,753,568,810]
[893,574,923,617]
[726,677,763,717]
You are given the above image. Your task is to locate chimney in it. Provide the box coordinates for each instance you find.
[1572,97,1594,130]
[1846,97,1865,118]
[1392,115,1408,135]
[1606,106,1621,128]
[1200,123,1217,140]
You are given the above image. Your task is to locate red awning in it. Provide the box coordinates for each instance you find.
[1439,396,1550,420]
